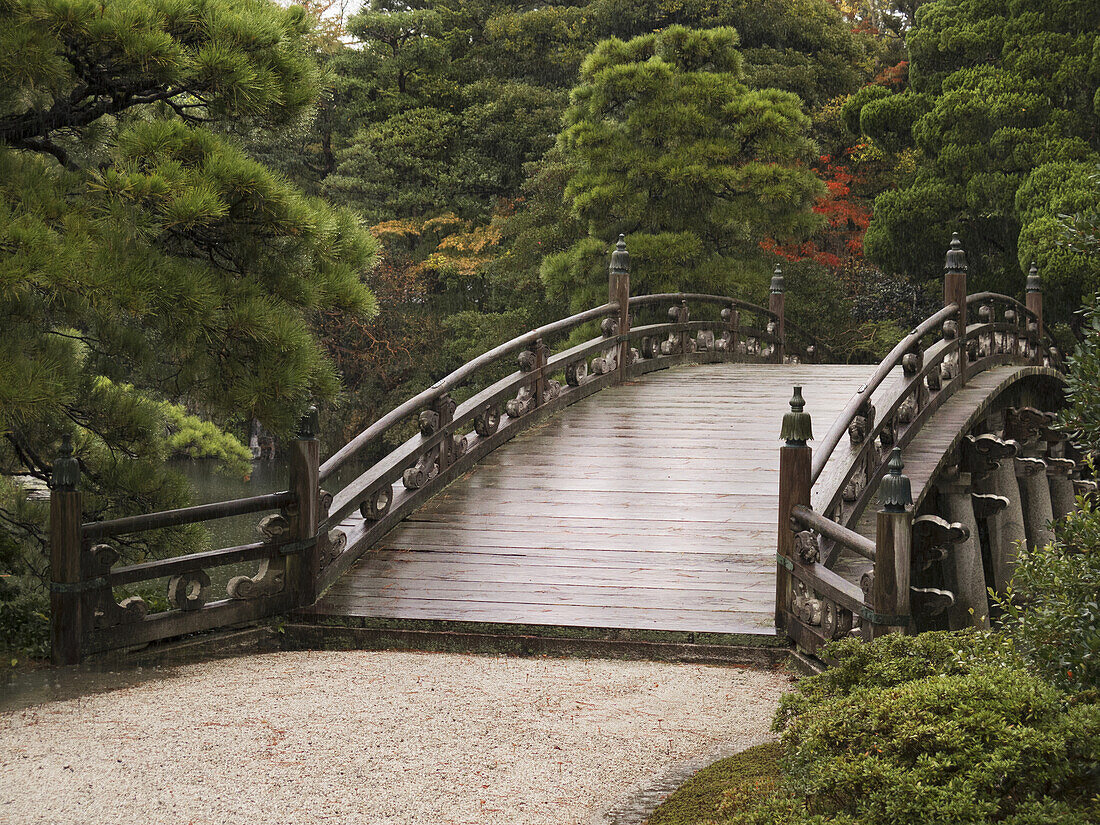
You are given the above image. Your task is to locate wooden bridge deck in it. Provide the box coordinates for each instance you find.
[307,363,876,636]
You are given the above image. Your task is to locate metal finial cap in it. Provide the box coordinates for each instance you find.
[296,405,319,440]
[780,386,813,445]
[944,232,967,274]
[1026,261,1040,293]
[51,434,80,491]
[609,234,629,275]
[770,263,785,294]
[880,446,912,512]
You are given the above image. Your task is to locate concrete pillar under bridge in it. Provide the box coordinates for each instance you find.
[1017,456,1056,552]
[975,457,1027,593]
[936,468,989,630]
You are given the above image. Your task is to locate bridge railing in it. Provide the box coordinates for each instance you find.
[49,236,831,664]
[775,235,1067,654]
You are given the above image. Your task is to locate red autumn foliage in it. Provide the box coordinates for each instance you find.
[761,147,872,268]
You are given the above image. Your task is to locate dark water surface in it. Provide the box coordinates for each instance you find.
[170,457,362,547]
[172,458,289,548]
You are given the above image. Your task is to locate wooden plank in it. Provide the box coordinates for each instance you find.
[352,547,773,571]
[327,582,773,611]
[335,558,774,588]
[309,596,776,635]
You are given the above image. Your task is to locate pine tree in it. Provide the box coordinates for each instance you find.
[542,26,825,309]
[844,0,1100,317]
[0,0,379,644]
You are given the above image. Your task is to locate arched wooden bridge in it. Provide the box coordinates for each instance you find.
[49,236,1081,663]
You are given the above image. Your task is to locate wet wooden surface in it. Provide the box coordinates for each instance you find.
[309,363,876,635]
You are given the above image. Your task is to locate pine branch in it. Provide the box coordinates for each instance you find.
[5,433,50,482]
[13,137,75,169]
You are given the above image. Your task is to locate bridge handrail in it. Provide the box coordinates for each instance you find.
[966,291,1038,322]
[811,303,959,484]
[629,293,833,359]
[809,287,1060,486]
[791,504,875,560]
[319,301,618,482]
[82,491,294,539]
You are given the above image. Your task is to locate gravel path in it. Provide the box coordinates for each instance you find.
[0,651,790,825]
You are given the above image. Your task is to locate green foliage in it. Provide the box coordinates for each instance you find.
[740,633,1100,825]
[1058,294,1100,450]
[844,0,1100,315]
[474,0,874,110]
[325,82,564,222]
[994,496,1100,694]
[158,400,253,478]
[0,570,50,659]
[0,0,380,658]
[646,742,785,825]
[544,26,825,310]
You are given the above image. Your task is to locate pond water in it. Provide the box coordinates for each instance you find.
[170,457,362,549]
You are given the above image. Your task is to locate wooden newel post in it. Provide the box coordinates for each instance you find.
[533,338,548,407]
[944,232,968,384]
[50,434,84,665]
[769,264,785,364]
[1026,261,1043,343]
[288,405,321,607]
[776,387,812,632]
[871,447,913,638]
[725,304,740,360]
[609,234,630,381]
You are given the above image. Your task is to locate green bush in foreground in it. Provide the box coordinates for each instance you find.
[647,741,785,825]
[994,497,1100,694]
[734,633,1100,825]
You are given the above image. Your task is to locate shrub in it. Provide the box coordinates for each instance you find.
[994,497,1100,694]
[734,633,1100,825]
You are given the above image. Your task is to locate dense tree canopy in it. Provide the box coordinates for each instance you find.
[542,26,825,309]
[0,0,378,612]
[845,0,1100,319]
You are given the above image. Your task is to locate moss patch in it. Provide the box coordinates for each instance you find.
[646,741,784,824]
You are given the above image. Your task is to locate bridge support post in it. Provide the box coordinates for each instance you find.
[974,413,1026,593]
[983,456,1027,591]
[872,448,912,637]
[49,435,84,666]
[936,467,988,629]
[776,387,812,633]
[288,406,321,607]
[1048,459,1077,522]
[1016,457,1055,552]
[609,235,630,381]
[769,264,785,364]
[1026,262,1043,342]
[944,233,968,385]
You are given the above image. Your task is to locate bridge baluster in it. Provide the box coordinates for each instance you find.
[978,304,994,357]
[609,235,631,380]
[49,434,86,665]
[724,304,740,357]
[286,405,321,606]
[770,264,785,364]
[1002,307,1017,356]
[1026,261,1043,341]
